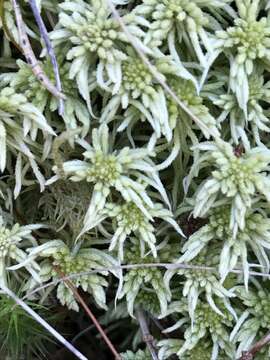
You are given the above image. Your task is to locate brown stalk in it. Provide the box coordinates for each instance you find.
[54,266,122,360]
[238,331,270,360]
[136,309,158,360]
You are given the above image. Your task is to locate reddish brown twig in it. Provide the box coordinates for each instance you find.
[238,331,270,359]
[54,266,122,360]
[239,353,253,360]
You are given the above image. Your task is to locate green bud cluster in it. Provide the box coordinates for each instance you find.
[121,349,151,360]
[136,0,208,47]
[51,247,87,276]
[217,17,270,72]
[0,226,14,258]
[194,301,233,335]
[109,202,151,233]
[84,152,121,185]
[122,57,155,99]
[0,88,27,114]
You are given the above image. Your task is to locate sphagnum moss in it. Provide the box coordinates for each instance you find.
[2,0,270,359]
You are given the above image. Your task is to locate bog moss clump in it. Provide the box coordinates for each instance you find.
[2,0,270,358]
